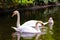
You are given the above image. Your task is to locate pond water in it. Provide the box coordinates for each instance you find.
[0,6,60,40]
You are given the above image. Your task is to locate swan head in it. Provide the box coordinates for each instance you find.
[36,21,44,26]
[12,10,19,17]
[49,17,53,20]
[36,21,44,28]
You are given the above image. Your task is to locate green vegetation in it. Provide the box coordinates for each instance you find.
[0,0,60,9]
[12,0,34,4]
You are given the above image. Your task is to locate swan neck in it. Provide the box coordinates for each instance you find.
[36,25,40,31]
[17,13,20,27]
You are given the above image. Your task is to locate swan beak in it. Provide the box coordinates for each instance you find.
[43,22,48,25]
[12,13,16,17]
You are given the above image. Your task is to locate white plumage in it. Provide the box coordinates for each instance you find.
[12,10,48,40]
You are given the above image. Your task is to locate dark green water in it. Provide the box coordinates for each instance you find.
[0,6,60,40]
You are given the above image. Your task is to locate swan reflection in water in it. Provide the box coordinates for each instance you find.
[11,10,48,40]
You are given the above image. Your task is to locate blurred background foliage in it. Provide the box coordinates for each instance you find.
[0,0,60,9]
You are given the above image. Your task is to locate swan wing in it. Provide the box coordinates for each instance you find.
[21,20,37,27]
[20,26,41,33]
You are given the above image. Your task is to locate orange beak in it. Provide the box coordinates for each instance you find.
[12,13,16,17]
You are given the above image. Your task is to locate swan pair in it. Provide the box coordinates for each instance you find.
[11,10,48,40]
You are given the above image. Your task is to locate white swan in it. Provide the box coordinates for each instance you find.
[48,17,54,30]
[11,10,48,40]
